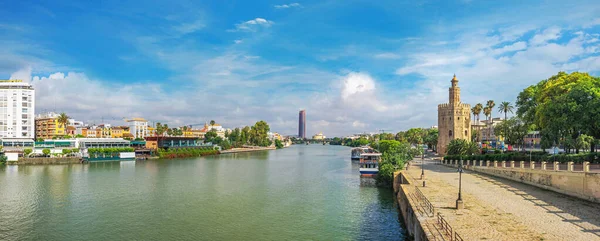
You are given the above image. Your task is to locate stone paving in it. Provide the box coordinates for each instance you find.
[406,156,600,241]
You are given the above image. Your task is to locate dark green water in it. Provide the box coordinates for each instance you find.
[0,145,404,240]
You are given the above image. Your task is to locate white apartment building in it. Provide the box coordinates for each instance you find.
[0,80,35,138]
[127,118,149,139]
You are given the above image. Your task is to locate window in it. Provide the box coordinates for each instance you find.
[465,130,468,136]
[449,130,453,137]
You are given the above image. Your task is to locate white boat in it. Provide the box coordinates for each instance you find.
[359,153,382,177]
[351,146,375,160]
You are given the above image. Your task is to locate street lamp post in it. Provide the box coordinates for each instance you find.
[456,162,464,209]
[420,144,425,177]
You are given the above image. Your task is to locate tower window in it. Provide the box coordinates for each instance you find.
[458,117,460,120]
[465,130,468,136]
[449,130,453,137]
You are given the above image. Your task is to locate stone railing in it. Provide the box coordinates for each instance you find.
[440,158,600,203]
[441,159,594,173]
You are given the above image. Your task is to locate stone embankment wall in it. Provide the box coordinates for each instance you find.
[442,160,600,203]
[393,171,433,241]
[9,157,82,165]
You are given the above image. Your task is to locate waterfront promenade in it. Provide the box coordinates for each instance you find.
[407,155,600,240]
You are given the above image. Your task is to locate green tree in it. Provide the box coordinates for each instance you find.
[494,117,529,151]
[249,121,271,146]
[275,139,284,149]
[486,100,496,121]
[42,148,51,157]
[23,148,33,157]
[474,103,483,142]
[62,149,72,156]
[575,134,594,152]
[220,139,232,150]
[57,113,70,138]
[446,139,478,155]
[424,128,438,152]
[498,101,514,120]
[241,126,250,145]
[405,128,424,146]
[204,130,218,144]
[516,72,600,153]
[210,120,216,127]
[395,131,406,142]
[375,140,413,187]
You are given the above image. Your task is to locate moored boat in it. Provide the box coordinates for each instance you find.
[351,146,375,160]
[359,153,382,178]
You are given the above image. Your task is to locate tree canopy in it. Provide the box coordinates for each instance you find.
[516,72,600,153]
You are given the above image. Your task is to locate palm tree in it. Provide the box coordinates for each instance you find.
[483,106,491,142]
[474,103,483,142]
[57,113,70,139]
[486,100,496,144]
[498,101,514,120]
[210,120,216,127]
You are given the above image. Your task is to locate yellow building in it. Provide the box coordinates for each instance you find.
[35,112,66,139]
[148,126,156,136]
[184,129,205,138]
[85,128,97,138]
[312,132,326,140]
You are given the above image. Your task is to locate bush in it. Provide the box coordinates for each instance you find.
[275,139,284,149]
[23,148,33,157]
[42,149,51,156]
[157,148,220,159]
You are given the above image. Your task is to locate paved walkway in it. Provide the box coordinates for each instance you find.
[406,156,600,241]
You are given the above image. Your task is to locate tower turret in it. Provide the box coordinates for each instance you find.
[449,74,461,105]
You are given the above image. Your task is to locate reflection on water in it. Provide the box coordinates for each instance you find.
[0,145,404,241]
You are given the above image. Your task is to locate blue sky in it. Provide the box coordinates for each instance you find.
[1,0,600,136]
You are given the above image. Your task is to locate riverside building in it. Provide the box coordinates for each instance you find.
[437,75,471,155]
[126,117,149,139]
[0,80,35,139]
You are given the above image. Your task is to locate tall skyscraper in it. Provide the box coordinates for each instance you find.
[298,110,306,139]
[0,80,35,138]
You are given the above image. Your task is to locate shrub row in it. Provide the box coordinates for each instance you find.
[445,152,600,164]
[158,147,219,159]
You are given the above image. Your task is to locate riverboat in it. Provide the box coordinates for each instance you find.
[359,153,382,177]
[351,146,375,160]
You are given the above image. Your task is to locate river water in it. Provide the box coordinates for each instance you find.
[0,145,404,240]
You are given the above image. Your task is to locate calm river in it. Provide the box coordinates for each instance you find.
[0,145,404,240]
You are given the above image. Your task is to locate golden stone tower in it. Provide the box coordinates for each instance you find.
[437,75,471,155]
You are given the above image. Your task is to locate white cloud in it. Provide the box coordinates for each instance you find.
[9,66,32,82]
[173,19,206,34]
[393,26,600,130]
[48,72,65,79]
[492,41,527,55]
[374,52,401,59]
[339,72,388,112]
[234,39,243,44]
[583,18,600,28]
[230,18,274,32]
[274,3,301,9]
[529,26,561,46]
[352,120,367,128]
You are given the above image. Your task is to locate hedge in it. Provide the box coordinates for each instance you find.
[445,152,600,164]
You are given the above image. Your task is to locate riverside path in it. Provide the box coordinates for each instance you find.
[406,154,600,241]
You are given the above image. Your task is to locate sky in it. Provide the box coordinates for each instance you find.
[1,0,600,137]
